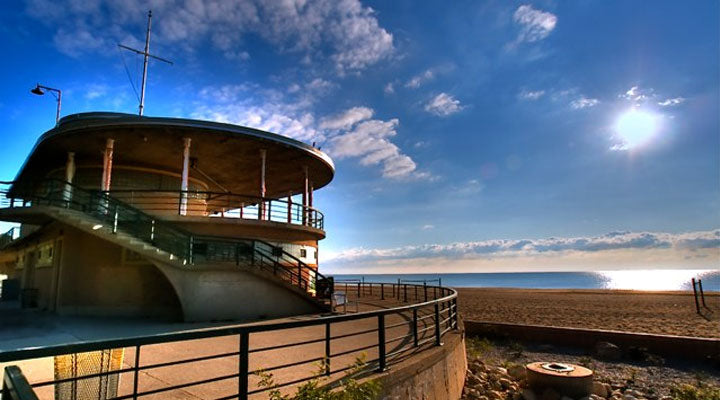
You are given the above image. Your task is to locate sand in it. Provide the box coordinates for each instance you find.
[456,288,720,338]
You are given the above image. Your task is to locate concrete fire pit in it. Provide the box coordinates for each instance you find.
[526,362,593,398]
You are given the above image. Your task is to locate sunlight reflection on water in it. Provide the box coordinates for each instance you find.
[597,269,717,291]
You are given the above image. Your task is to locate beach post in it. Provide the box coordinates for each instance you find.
[698,279,708,309]
[691,278,700,314]
[380,283,384,300]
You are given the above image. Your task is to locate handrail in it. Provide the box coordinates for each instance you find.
[106,189,324,230]
[0,179,328,298]
[0,282,459,400]
[1,366,39,400]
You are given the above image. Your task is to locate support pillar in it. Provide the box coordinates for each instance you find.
[287,192,292,224]
[100,139,114,192]
[179,138,191,216]
[63,152,75,204]
[302,166,308,225]
[308,182,314,226]
[259,149,267,220]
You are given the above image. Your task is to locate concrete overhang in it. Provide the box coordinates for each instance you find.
[13,112,335,198]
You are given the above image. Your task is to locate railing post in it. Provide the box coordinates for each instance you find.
[239,332,249,400]
[381,283,384,300]
[377,314,387,372]
[297,265,302,286]
[412,308,419,347]
[414,285,418,300]
[424,282,427,302]
[357,282,361,298]
[188,235,194,265]
[112,206,119,233]
[434,302,442,346]
[699,279,708,309]
[453,298,459,330]
[132,345,141,400]
[150,219,155,242]
[324,322,331,376]
[403,284,407,303]
[692,278,700,314]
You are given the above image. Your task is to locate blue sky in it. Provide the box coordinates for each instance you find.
[0,0,718,273]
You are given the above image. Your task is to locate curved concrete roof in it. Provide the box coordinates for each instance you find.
[14,112,335,197]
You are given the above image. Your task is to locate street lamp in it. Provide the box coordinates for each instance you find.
[31,83,62,124]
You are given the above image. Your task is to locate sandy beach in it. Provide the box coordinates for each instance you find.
[457,288,720,338]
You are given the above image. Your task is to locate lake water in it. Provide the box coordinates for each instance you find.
[331,269,720,291]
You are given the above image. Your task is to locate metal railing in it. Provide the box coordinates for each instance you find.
[0,282,458,400]
[0,227,16,249]
[107,189,324,230]
[0,180,329,299]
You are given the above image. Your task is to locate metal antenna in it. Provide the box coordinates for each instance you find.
[118,10,173,116]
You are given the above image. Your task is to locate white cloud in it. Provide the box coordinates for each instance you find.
[621,86,654,103]
[324,109,423,179]
[319,106,373,130]
[422,224,435,230]
[25,0,395,73]
[405,69,435,89]
[658,97,685,107]
[325,229,720,264]
[383,82,395,94]
[570,96,599,109]
[518,89,545,100]
[424,93,463,117]
[513,5,557,43]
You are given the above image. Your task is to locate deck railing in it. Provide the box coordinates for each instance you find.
[0,180,328,298]
[107,189,324,230]
[0,282,459,400]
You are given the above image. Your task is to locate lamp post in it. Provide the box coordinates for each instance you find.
[31,84,62,124]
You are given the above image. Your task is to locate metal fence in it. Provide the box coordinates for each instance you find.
[0,282,458,400]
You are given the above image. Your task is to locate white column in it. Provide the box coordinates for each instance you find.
[101,139,114,191]
[180,137,191,215]
[259,149,266,220]
[302,166,308,225]
[63,152,75,203]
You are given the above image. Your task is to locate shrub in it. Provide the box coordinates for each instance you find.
[670,383,720,400]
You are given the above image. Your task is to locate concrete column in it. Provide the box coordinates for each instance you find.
[180,138,191,216]
[100,139,114,191]
[63,152,75,203]
[259,149,266,220]
[302,166,308,225]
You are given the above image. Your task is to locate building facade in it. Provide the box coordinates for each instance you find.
[0,112,335,321]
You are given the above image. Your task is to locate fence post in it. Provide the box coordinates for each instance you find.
[239,332,249,400]
[434,302,442,346]
[325,322,331,376]
[132,345,141,400]
[357,282,361,298]
[413,308,419,347]
[403,284,407,303]
[698,279,708,309]
[381,283,385,300]
[691,278,700,314]
[377,314,387,372]
[424,282,427,302]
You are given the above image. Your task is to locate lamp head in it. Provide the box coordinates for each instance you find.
[31,85,45,96]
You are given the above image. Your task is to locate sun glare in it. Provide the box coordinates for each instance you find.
[614,109,660,150]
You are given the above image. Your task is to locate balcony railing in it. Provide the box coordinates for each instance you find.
[107,189,324,230]
[0,282,459,400]
[0,180,330,298]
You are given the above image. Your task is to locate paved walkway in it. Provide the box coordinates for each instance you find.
[1,288,449,399]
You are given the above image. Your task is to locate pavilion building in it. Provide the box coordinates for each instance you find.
[0,112,335,321]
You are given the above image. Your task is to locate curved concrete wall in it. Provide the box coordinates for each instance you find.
[152,262,322,322]
[374,325,467,400]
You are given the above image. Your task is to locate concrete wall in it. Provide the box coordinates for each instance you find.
[153,262,322,322]
[375,327,467,400]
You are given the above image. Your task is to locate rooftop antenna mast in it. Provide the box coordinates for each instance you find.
[118,10,173,116]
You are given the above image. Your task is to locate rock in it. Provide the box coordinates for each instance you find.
[595,342,622,360]
[593,382,609,398]
[523,389,538,400]
[541,388,561,400]
[508,364,526,381]
[626,390,644,398]
[603,384,613,397]
[622,395,636,400]
[489,390,505,400]
[497,367,509,376]
[500,378,514,390]
[589,395,605,400]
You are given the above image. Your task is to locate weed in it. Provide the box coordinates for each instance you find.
[466,336,493,359]
[669,382,720,400]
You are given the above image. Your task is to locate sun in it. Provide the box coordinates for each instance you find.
[614,109,660,150]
